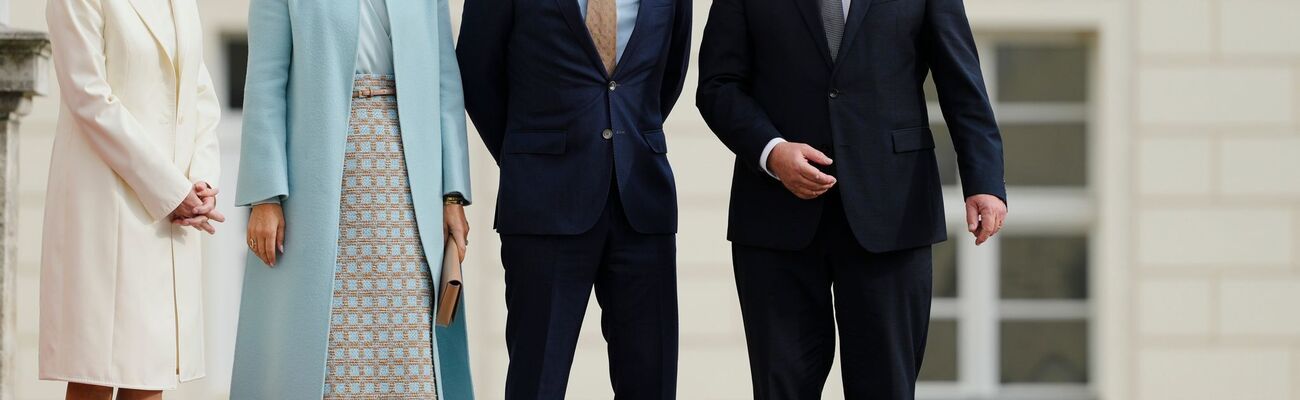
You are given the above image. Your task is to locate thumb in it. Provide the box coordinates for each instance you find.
[276,224,286,253]
[453,229,468,262]
[208,209,227,223]
[965,201,979,232]
[802,145,833,166]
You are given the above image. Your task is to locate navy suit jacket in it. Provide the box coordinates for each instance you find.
[697,0,1006,252]
[458,0,691,235]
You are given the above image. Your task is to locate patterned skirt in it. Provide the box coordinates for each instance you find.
[323,74,439,399]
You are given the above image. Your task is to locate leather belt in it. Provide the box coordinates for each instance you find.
[352,88,397,98]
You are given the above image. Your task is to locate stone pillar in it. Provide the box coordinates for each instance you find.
[0,27,49,400]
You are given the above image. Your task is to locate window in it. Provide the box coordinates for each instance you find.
[918,34,1094,400]
[223,34,249,110]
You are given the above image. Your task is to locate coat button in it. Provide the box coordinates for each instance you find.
[828,89,840,99]
[608,81,619,91]
[602,129,614,139]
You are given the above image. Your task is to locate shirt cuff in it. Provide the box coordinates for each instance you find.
[759,137,786,180]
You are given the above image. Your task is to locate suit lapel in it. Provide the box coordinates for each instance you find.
[834,0,872,73]
[555,0,613,79]
[791,0,833,68]
[126,0,177,64]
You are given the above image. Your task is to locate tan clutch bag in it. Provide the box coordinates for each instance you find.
[435,239,463,328]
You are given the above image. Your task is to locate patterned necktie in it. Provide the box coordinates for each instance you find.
[586,0,619,74]
[821,0,845,61]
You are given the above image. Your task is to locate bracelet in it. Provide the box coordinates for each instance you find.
[444,194,467,206]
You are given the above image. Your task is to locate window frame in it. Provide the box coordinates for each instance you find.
[917,33,1096,400]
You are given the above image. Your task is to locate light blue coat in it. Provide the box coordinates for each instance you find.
[230,0,473,398]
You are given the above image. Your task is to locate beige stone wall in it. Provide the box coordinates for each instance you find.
[1132,1,1300,399]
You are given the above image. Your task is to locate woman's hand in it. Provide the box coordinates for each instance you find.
[248,203,286,267]
[444,204,468,262]
[170,189,205,219]
[173,182,225,234]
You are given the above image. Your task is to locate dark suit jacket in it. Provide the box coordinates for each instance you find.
[458,0,691,235]
[697,0,1006,252]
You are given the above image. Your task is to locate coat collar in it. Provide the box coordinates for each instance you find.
[172,0,196,78]
[126,0,179,65]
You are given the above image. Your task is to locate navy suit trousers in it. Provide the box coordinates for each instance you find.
[501,187,679,400]
[732,191,933,400]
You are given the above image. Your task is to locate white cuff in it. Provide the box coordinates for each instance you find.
[759,138,786,180]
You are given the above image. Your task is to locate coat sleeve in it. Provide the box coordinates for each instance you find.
[188,62,223,188]
[438,0,472,204]
[457,0,513,163]
[923,0,1006,202]
[659,0,692,118]
[46,0,194,221]
[235,0,293,207]
[695,0,785,174]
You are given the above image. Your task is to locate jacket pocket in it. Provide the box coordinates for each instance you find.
[503,130,567,154]
[891,127,935,153]
[642,129,668,154]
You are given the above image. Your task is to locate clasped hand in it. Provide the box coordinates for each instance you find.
[169,182,226,234]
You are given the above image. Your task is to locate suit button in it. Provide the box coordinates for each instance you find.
[828,89,840,99]
[608,81,619,91]
[602,129,614,139]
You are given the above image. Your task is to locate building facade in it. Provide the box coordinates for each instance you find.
[7,0,1300,399]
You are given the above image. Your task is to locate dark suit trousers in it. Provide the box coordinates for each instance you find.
[732,192,933,400]
[500,188,679,400]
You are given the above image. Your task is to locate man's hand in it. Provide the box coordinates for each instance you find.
[767,142,836,199]
[966,194,1007,245]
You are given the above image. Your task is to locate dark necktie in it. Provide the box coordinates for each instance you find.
[821,0,845,61]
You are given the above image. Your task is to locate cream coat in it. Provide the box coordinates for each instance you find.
[40,0,220,390]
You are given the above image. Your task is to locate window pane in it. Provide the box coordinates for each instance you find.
[1000,320,1088,383]
[933,239,958,298]
[997,43,1088,102]
[223,35,249,110]
[1000,236,1088,299]
[930,124,959,185]
[919,319,958,382]
[1002,123,1087,186]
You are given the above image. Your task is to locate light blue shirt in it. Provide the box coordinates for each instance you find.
[576,0,640,63]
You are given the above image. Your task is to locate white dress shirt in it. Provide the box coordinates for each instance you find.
[759,0,851,179]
